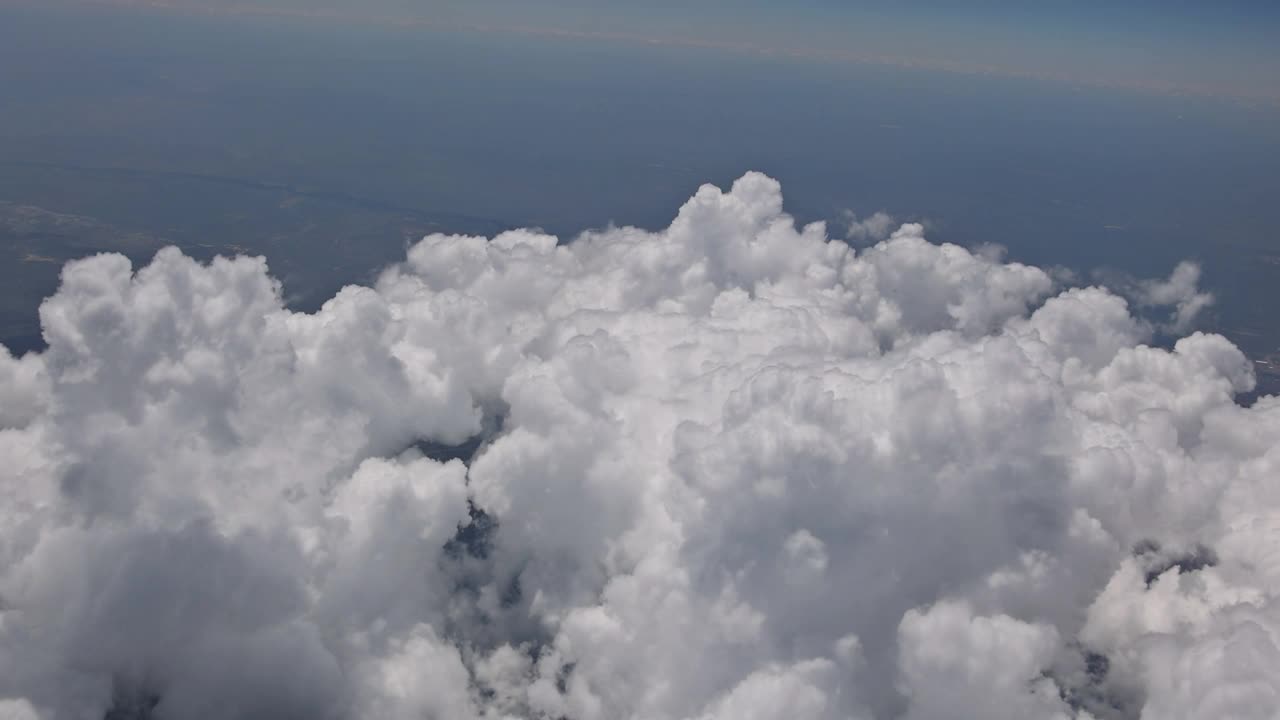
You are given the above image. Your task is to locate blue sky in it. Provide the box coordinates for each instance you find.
[440,0,1280,101]
[40,0,1278,102]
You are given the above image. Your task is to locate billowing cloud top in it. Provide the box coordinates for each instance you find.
[0,173,1275,720]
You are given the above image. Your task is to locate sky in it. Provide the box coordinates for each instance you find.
[40,0,1280,102]
[1,2,1280,719]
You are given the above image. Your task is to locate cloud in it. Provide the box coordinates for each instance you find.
[896,600,1070,720]
[841,210,897,244]
[0,173,1274,719]
[1135,261,1215,333]
[1098,260,1215,335]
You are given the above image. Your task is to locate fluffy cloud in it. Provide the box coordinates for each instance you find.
[842,210,897,244]
[1133,261,1215,333]
[0,173,1274,719]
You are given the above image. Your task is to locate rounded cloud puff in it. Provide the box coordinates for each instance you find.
[0,173,1274,719]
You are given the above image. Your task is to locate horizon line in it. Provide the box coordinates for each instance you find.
[8,0,1280,107]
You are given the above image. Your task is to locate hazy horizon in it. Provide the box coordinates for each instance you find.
[16,0,1280,104]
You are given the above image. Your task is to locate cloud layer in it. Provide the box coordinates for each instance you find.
[0,173,1275,720]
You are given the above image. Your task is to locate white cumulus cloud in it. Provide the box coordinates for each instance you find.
[0,173,1274,720]
[842,210,897,244]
